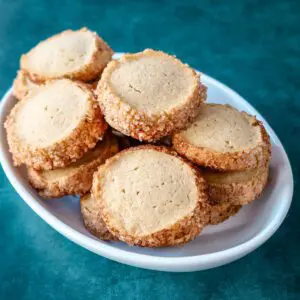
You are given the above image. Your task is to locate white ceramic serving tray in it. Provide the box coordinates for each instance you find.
[0,53,293,272]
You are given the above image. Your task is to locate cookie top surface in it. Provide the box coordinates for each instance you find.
[94,146,205,237]
[179,104,262,153]
[21,28,103,79]
[106,49,199,114]
[11,79,90,148]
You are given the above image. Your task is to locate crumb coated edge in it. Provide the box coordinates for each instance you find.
[206,164,270,206]
[80,194,117,241]
[172,108,272,171]
[27,134,119,198]
[208,203,242,225]
[13,70,39,100]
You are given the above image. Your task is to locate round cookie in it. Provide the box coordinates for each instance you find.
[96,49,207,142]
[21,28,113,82]
[13,70,40,100]
[209,202,241,225]
[92,145,210,247]
[13,70,100,101]
[202,165,269,205]
[172,103,271,171]
[5,79,107,170]
[80,193,116,241]
[28,134,118,198]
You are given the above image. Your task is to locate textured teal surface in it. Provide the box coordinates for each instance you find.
[0,0,299,299]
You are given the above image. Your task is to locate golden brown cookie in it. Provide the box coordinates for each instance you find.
[92,145,210,247]
[13,70,99,101]
[202,164,269,205]
[28,134,118,198]
[21,28,113,82]
[80,193,117,241]
[96,49,206,142]
[209,202,242,225]
[13,70,40,100]
[5,79,107,170]
[172,104,271,171]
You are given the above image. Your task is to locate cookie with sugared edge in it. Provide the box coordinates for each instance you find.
[92,145,210,247]
[5,79,108,170]
[28,133,118,198]
[21,28,113,82]
[96,49,207,142]
[13,70,100,100]
[208,202,241,225]
[13,70,40,100]
[202,164,269,205]
[80,193,117,241]
[172,103,271,171]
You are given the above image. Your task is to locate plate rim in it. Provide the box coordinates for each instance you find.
[0,56,294,272]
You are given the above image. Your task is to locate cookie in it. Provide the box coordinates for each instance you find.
[13,70,40,100]
[96,49,206,142]
[28,133,118,198]
[80,193,117,241]
[5,79,107,170]
[202,164,269,205]
[209,202,241,225]
[92,145,210,247]
[172,104,271,171]
[21,28,113,82]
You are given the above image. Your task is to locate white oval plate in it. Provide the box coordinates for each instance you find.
[0,53,293,272]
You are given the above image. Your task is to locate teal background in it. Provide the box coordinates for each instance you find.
[0,0,299,299]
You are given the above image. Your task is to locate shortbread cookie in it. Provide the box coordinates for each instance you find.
[96,49,206,142]
[172,104,271,171]
[5,79,107,170]
[209,202,241,225]
[202,164,269,205]
[92,145,210,247]
[13,70,99,100]
[21,28,113,82]
[80,193,116,241]
[28,134,118,198]
[13,70,40,100]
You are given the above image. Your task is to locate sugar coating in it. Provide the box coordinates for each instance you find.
[28,134,118,198]
[173,104,271,171]
[80,193,116,241]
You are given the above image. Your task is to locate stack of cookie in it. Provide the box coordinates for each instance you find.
[6,28,117,198]
[5,28,271,248]
[172,104,271,225]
